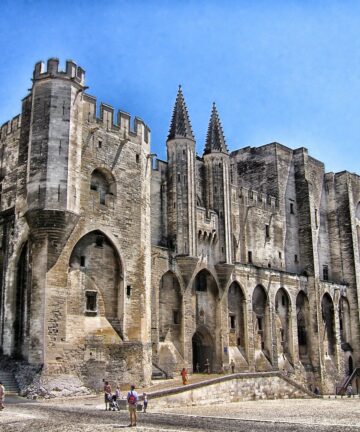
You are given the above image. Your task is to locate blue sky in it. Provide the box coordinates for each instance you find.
[0,0,360,173]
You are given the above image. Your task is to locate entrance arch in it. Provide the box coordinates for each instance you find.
[252,285,271,360]
[275,288,292,361]
[192,326,214,372]
[192,269,220,371]
[227,282,246,354]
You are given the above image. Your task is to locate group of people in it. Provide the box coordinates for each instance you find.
[103,382,148,427]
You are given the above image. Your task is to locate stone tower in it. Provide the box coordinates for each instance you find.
[203,103,232,263]
[166,86,197,256]
[24,58,85,362]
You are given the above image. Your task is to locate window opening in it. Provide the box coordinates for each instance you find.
[248,251,253,263]
[85,291,97,312]
[290,202,294,214]
[323,265,329,281]
[265,224,270,238]
[98,140,102,148]
[173,310,180,324]
[230,315,236,329]
[294,254,298,263]
[80,256,86,267]
[95,235,104,248]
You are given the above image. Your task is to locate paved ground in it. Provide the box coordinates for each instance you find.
[0,395,359,431]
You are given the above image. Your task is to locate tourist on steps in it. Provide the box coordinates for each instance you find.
[204,359,210,374]
[230,359,235,374]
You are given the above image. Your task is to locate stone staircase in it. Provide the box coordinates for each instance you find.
[152,363,168,380]
[0,370,19,395]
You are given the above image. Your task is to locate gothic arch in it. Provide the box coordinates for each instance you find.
[90,167,116,205]
[321,293,337,357]
[252,284,272,362]
[68,230,124,334]
[275,288,293,362]
[13,241,30,358]
[339,295,351,348]
[227,281,247,354]
[296,291,310,362]
[192,269,221,370]
[158,271,182,346]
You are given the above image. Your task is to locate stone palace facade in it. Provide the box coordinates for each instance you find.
[0,59,359,394]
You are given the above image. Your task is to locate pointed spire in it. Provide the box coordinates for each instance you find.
[167,86,195,141]
[204,102,228,155]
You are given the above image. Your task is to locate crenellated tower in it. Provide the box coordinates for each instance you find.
[203,103,232,263]
[166,86,197,256]
[24,58,85,362]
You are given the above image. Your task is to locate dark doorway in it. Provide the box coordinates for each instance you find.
[14,242,29,358]
[349,356,354,375]
[192,328,214,373]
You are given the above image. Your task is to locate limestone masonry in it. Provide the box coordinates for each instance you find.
[0,58,359,395]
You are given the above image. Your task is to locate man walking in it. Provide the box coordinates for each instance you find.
[127,384,139,427]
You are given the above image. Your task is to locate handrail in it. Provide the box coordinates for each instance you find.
[336,367,360,395]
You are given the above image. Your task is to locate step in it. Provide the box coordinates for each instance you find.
[0,370,19,394]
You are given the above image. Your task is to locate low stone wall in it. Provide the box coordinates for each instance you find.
[150,372,311,408]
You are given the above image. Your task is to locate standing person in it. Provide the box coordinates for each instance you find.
[143,392,148,413]
[230,359,235,374]
[0,382,5,410]
[204,358,210,374]
[195,363,200,373]
[180,367,188,385]
[104,381,112,411]
[347,384,353,397]
[127,384,138,427]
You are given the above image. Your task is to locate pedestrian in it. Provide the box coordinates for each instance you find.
[195,363,200,373]
[0,382,5,410]
[204,358,210,374]
[181,367,188,385]
[104,381,112,411]
[230,359,235,374]
[347,384,353,397]
[314,386,320,395]
[143,392,148,413]
[127,384,138,427]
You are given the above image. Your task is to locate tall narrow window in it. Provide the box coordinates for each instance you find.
[230,315,236,329]
[80,256,86,267]
[265,224,270,239]
[315,209,318,228]
[290,202,294,214]
[323,265,329,281]
[248,251,253,263]
[294,254,299,263]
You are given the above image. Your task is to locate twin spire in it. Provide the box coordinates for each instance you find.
[167,87,228,155]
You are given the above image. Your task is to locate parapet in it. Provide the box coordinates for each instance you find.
[238,186,278,211]
[33,58,85,86]
[0,115,21,141]
[83,94,150,143]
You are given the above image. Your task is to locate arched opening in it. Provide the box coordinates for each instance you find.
[275,288,292,362]
[252,285,271,362]
[339,296,351,349]
[90,168,116,205]
[192,269,220,371]
[69,230,123,334]
[296,291,310,362]
[322,293,336,356]
[349,356,354,375]
[228,282,246,355]
[13,242,30,358]
[192,326,214,373]
[159,272,182,347]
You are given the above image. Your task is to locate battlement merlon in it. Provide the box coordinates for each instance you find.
[82,94,150,143]
[33,58,85,87]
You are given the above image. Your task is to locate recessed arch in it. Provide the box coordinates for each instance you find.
[228,281,247,354]
[339,296,351,347]
[252,284,271,362]
[192,326,214,373]
[158,271,182,345]
[68,230,123,333]
[321,293,336,356]
[90,167,116,205]
[296,291,310,361]
[13,241,30,358]
[275,288,292,362]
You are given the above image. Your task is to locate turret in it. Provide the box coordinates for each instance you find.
[166,86,197,256]
[27,58,85,216]
[203,103,232,263]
